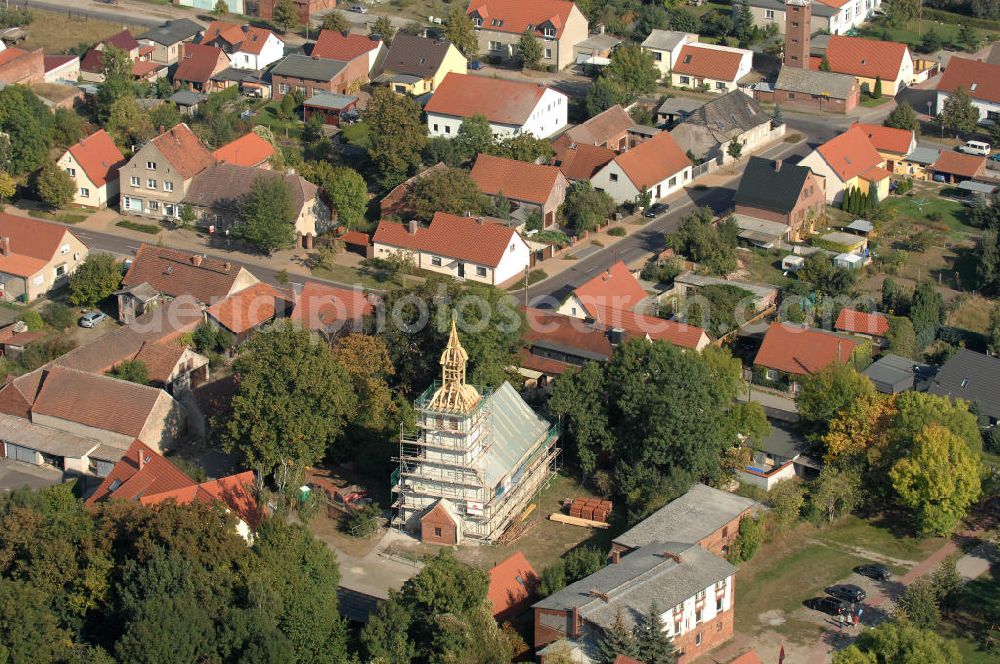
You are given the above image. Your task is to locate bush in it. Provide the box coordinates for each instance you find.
[607,226,626,237]
[727,515,765,563]
[640,257,683,284]
[985,426,1000,454]
[16,309,44,331]
[768,480,805,531]
[39,301,76,331]
[344,502,382,537]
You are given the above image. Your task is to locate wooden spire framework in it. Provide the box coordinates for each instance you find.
[429,319,482,413]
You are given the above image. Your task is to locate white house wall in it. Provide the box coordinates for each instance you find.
[427,89,568,139]
[799,151,843,203]
[936,90,1000,124]
[662,575,734,641]
[233,34,284,70]
[591,162,693,205]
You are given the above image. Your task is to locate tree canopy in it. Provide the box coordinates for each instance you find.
[237,176,297,253]
[667,207,739,275]
[367,87,427,187]
[69,253,123,307]
[402,166,490,222]
[559,180,616,234]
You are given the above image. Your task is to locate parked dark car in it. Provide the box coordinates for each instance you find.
[468,60,484,70]
[827,584,867,603]
[340,109,360,124]
[804,597,850,616]
[855,564,892,581]
[644,202,669,218]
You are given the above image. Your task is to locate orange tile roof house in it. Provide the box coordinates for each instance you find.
[590,130,693,205]
[212,131,276,168]
[57,129,126,209]
[558,260,648,319]
[670,43,753,93]
[489,551,539,622]
[754,323,859,386]
[821,35,913,96]
[290,281,374,337]
[854,122,916,175]
[201,21,284,71]
[0,213,88,303]
[936,56,1000,126]
[80,29,165,84]
[120,123,216,220]
[551,137,616,182]
[121,243,260,306]
[425,73,569,139]
[835,308,890,344]
[173,43,231,91]
[931,151,987,184]
[470,153,570,228]
[373,212,532,287]
[312,30,385,76]
[466,0,588,71]
[206,282,292,342]
[799,125,888,204]
[0,46,44,85]
[561,104,633,151]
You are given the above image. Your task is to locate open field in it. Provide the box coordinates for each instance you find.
[866,16,1000,48]
[947,294,994,336]
[20,9,145,53]
[945,570,1000,664]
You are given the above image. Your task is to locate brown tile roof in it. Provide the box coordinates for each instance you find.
[290,281,374,332]
[237,26,278,55]
[424,73,550,126]
[754,323,858,376]
[104,29,140,53]
[206,282,289,334]
[86,439,193,505]
[148,123,215,179]
[184,162,317,213]
[174,43,229,85]
[815,125,883,182]
[937,56,1000,105]
[44,54,77,73]
[552,135,617,180]
[132,60,164,78]
[563,104,632,147]
[139,469,259,527]
[470,153,565,205]
[122,243,253,303]
[0,324,44,349]
[373,212,521,267]
[381,33,456,79]
[824,35,910,82]
[523,307,614,360]
[612,131,692,190]
[572,260,647,317]
[591,305,710,350]
[132,341,189,384]
[0,212,80,278]
[466,0,577,39]
[202,20,245,46]
[835,308,889,337]
[932,151,986,178]
[212,132,276,167]
[31,366,164,438]
[312,30,381,62]
[673,44,746,81]
[487,551,538,620]
[67,129,125,188]
[854,123,913,156]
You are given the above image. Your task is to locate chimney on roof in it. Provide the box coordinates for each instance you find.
[408,219,418,234]
[663,550,682,563]
[610,549,621,564]
[191,254,203,266]
[0,236,9,256]
[774,159,782,172]
[570,606,581,638]
[589,589,610,602]
[475,216,484,225]
[138,447,144,470]
[223,261,232,271]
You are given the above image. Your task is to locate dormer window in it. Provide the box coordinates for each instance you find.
[491,18,503,27]
[544,27,556,37]
[473,17,482,26]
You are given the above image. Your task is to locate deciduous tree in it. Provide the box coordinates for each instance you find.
[884,102,919,132]
[367,86,427,187]
[444,7,479,58]
[272,0,300,33]
[402,166,489,222]
[585,76,626,116]
[549,361,613,476]
[69,253,122,307]
[909,281,944,349]
[834,620,959,664]
[797,364,876,436]
[456,114,495,162]
[370,15,395,44]
[941,86,979,135]
[96,45,133,122]
[111,359,150,385]
[559,180,616,234]
[34,161,75,208]
[212,0,229,16]
[811,465,862,522]
[604,44,659,101]
[236,176,296,253]
[517,28,543,69]
[320,10,349,32]
[303,162,368,229]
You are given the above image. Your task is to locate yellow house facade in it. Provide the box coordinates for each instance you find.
[377,34,467,96]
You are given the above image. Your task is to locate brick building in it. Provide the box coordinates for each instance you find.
[0,47,44,85]
[762,66,859,113]
[257,0,337,26]
[733,156,825,241]
[269,54,369,102]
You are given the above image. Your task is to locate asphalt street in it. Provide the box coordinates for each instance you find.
[10,0,163,27]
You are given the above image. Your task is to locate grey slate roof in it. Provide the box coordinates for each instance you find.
[670,91,769,157]
[929,348,1000,421]
[483,382,553,487]
[305,92,358,110]
[381,34,454,79]
[534,541,736,630]
[846,219,874,234]
[774,66,857,99]
[657,96,703,115]
[0,412,100,458]
[168,90,207,106]
[212,67,265,83]
[735,156,812,215]
[138,18,204,45]
[905,145,941,165]
[641,29,690,52]
[613,483,758,551]
[184,163,318,214]
[759,420,804,460]
[864,354,926,394]
[271,54,347,81]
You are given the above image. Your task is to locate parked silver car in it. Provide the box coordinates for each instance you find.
[79,311,107,328]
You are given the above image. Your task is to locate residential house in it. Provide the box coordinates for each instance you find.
[670,43,753,93]
[0,46,45,85]
[488,552,539,622]
[0,213,88,302]
[121,123,216,220]
[173,43,231,92]
[855,123,916,174]
[137,18,205,66]
[289,281,374,338]
[58,129,126,209]
[303,92,359,126]
[533,540,737,662]
[641,29,697,78]
[80,30,164,83]
[590,130,693,205]
[372,212,531,286]
[212,131,276,168]
[754,322,860,392]
[741,421,814,489]
[257,0,338,27]
[43,54,79,83]
[425,73,568,139]
[466,0,588,71]
[312,30,385,78]
[120,243,259,309]
[820,35,913,96]
[270,54,369,102]
[86,439,259,541]
[764,66,860,114]
[561,104,632,151]
[745,0,883,36]
[573,32,621,67]
[799,125,889,204]
[670,90,774,163]
[835,308,889,346]
[931,151,986,184]
[375,34,466,96]
[733,156,825,241]
[201,21,284,71]
[177,0,245,16]
[550,138,616,182]
[205,281,291,344]
[201,21,245,49]
[936,56,1000,125]
[470,153,569,228]
[557,260,647,319]
[929,348,1000,425]
[656,97,704,127]
[380,162,450,220]
[183,163,331,249]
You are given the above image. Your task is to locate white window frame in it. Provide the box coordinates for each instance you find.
[765,8,774,19]
[66,167,76,177]
[163,181,174,192]
[79,187,89,197]
[130,176,140,187]
[147,178,157,189]
[146,161,156,170]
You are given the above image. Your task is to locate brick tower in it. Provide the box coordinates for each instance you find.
[784,0,811,68]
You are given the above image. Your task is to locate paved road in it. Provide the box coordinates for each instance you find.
[11,0,163,27]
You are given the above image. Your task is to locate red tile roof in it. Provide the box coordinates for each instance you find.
[0,323,44,348]
[43,54,77,73]
[835,308,889,337]
[523,307,614,362]
[131,341,189,384]
[373,212,521,268]
[425,73,552,126]
[212,132,276,167]
[466,0,577,39]
[140,470,259,527]
[824,35,910,82]
[203,20,245,46]
[122,243,253,303]
[86,439,192,505]
[0,212,80,278]
[148,123,215,179]
[312,30,381,61]
[174,43,228,85]
[67,129,125,188]
[563,104,632,148]
[932,151,986,178]
[572,260,647,317]
[340,230,369,246]
[237,26,278,55]
[132,60,163,78]
[591,305,710,350]
[206,282,288,334]
[552,136,616,180]
[937,56,1000,104]
[470,153,565,205]
[815,125,883,182]
[754,323,858,376]
[612,130,692,190]
[290,281,374,332]
[488,551,538,620]
[105,29,140,53]
[672,44,747,81]
[854,123,913,155]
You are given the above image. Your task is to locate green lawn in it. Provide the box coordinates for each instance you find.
[944,570,1000,664]
[252,101,303,137]
[882,194,975,238]
[28,208,87,225]
[869,17,1000,48]
[116,219,161,235]
[340,122,371,150]
[814,515,945,562]
[740,249,793,288]
[310,261,402,290]
[859,95,892,108]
